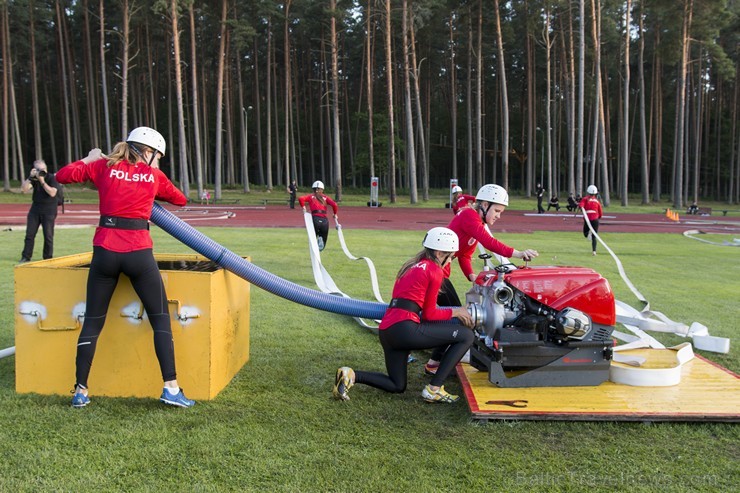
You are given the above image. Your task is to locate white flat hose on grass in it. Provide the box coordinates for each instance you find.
[582,211,730,354]
[334,220,385,303]
[303,212,380,332]
[682,229,740,247]
[0,346,15,359]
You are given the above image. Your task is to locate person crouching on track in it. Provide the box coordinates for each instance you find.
[579,185,603,256]
[298,180,338,251]
[333,227,475,404]
[423,184,539,376]
[55,126,195,409]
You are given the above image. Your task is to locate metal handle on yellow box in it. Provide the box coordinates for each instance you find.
[121,300,200,323]
[18,309,81,331]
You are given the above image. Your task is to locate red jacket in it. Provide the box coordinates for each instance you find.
[379,258,452,329]
[445,207,515,280]
[56,158,187,252]
[452,194,476,215]
[298,194,338,217]
[578,196,603,221]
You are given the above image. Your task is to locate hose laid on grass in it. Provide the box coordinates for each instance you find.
[149,202,387,321]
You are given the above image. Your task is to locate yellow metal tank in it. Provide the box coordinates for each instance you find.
[14,252,250,400]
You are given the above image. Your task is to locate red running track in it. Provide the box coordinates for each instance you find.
[1,203,738,234]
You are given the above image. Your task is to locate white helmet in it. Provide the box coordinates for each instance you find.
[587,185,598,195]
[422,227,459,252]
[312,180,325,190]
[451,185,463,194]
[127,126,166,156]
[476,184,509,206]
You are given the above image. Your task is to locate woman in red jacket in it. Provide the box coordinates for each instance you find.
[424,184,539,375]
[56,127,194,409]
[333,228,474,404]
[450,185,475,215]
[579,185,603,255]
[298,180,338,251]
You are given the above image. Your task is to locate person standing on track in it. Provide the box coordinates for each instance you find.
[333,227,474,404]
[287,180,297,209]
[579,185,603,256]
[55,126,195,409]
[536,182,545,214]
[423,184,539,376]
[450,185,475,215]
[19,159,60,262]
[299,180,338,252]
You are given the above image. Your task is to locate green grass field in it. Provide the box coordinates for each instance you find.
[0,219,738,491]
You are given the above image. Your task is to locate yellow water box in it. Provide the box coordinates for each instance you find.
[14,252,250,401]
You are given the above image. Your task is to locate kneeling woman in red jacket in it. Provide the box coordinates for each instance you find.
[56,127,194,409]
[333,227,474,404]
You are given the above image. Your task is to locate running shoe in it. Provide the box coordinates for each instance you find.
[71,392,90,408]
[424,362,439,376]
[317,237,325,251]
[333,367,355,401]
[160,388,196,408]
[421,385,459,403]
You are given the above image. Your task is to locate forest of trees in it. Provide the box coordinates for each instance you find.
[1,0,739,207]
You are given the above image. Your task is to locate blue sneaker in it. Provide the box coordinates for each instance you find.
[160,388,195,408]
[71,392,90,408]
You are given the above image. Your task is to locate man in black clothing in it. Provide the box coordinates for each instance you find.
[288,180,297,209]
[535,183,545,214]
[20,160,59,262]
[567,193,578,212]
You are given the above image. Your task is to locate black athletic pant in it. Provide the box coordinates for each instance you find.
[312,216,329,246]
[429,278,462,362]
[583,218,600,252]
[22,210,56,260]
[354,319,474,391]
[75,246,177,388]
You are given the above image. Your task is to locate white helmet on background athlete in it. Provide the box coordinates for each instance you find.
[422,227,459,252]
[587,185,598,195]
[476,184,509,206]
[312,180,325,190]
[127,126,166,156]
[451,185,463,194]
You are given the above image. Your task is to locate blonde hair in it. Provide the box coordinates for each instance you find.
[105,141,154,167]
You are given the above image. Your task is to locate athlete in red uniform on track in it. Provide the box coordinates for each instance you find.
[579,184,603,255]
[56,126,195,409]
[333,227,474,404]
[450,185,475,215]
[424,184,539,375]
[299,180,338,251]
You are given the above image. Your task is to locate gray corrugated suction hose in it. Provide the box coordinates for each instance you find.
[150,202,388,320]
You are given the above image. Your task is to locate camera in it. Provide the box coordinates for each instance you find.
[29,169,47,181]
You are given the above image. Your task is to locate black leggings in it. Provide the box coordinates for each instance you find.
[75,247,177,388]
[583,219,600,252]
[354,319,474,391]
[312,216,329,246]
[430,278,462,362]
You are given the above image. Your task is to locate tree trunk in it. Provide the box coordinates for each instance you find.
[189,3,204,196]
[620,0,631,206]
[673,0,693,209]
[121,0,130,138]
[402,0,417,204]
[171,0,189,196]
[493,0,509,190]
[366,0,375,179]
[330,0,342,201]
[99,0,112,150]
[409,12,428,201]
[29,2,42,160]
[638,2,650,204]
[213,0,228,199]
[576,0,586,195]
[449,12,457,182]
[385,0,396,203]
